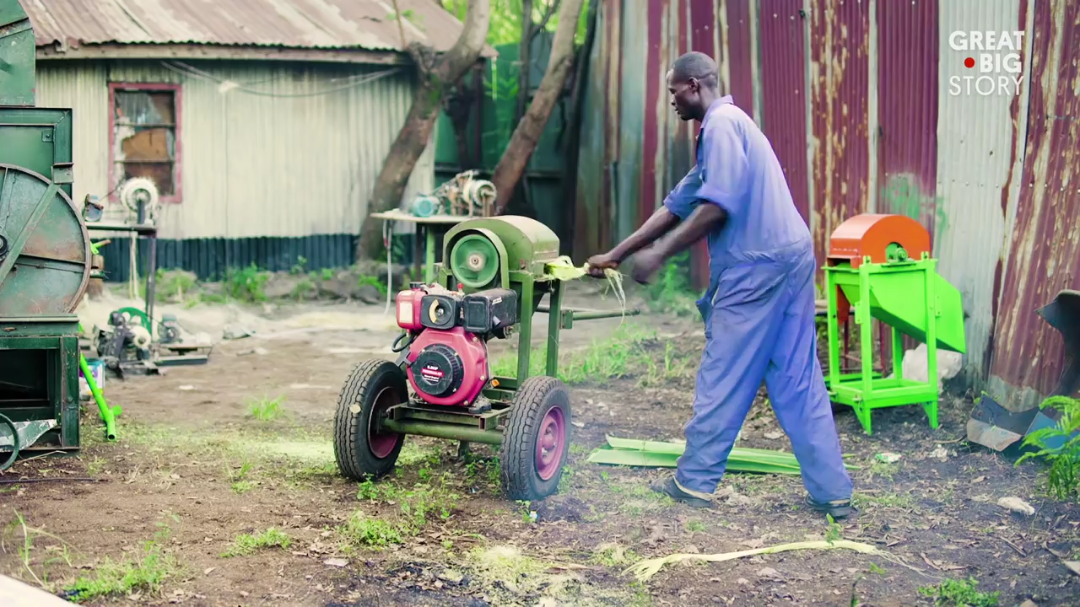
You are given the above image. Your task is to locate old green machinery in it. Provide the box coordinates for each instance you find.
[824,214,966,435]
[0,1,100,462]
[334,216,630,500]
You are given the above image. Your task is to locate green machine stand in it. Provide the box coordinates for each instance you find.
[824,214,966,435]
[0,1,96,462]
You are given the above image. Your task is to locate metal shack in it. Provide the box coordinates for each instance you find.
[18,0,482,280]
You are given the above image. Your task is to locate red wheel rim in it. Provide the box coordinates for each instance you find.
[367,386,401,459]
[535,406,566,481]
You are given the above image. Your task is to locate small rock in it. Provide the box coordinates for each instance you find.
[737,578,750,586]
[997,496,1035,516]
[203,567,215,575]
[178,385,195,391]
[763,431,783,440]
[223,325,255,340]
[929,445,949,461]
[757,567,783,581]
[354,284,383,305]
[237,347,269,356]
[439,569,465,584]
[324,558,349,568]
[1019,600,1038,607]
[239,591,249,597]
[1064,561,1080,577]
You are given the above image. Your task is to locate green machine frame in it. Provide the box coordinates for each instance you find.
[0,1,88,457]
[378,216,632,446]
[823,228,966,436]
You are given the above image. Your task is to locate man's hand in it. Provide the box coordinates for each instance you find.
[586,252,619,278]
[630,249,664,284]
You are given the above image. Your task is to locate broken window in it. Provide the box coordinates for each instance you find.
[111,86,179,199]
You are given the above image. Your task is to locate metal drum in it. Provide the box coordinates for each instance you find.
[0,164,91,315]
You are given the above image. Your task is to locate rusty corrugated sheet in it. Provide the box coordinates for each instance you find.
[759,0,809,224]
[574,0,611,257]
[809,0,870,271]
[876,0,938,228]
[722,0,755,119]
[989,0,1080,408]
[934,0,1031,388]
[22,0,471,53]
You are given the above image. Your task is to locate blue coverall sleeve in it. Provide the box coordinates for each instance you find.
[662,164,702,221]
[697,115,750,218]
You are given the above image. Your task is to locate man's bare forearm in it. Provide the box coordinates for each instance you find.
[608,207,680,262]
[650,203,727,260]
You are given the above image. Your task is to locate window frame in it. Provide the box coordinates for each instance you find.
[108,82,183,204]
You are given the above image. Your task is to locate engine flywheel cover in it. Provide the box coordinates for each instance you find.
[413,344,464,397]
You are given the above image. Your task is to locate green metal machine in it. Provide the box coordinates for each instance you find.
[823,214,966,435]
[334,216,630,500]
[0,1,103,464]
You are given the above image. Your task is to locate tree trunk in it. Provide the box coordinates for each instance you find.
[515,0,533,125]
[356,0,492,261]
[491,0,585,215]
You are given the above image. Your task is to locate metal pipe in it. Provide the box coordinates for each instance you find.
[382,419,503,445]
[535,306,640,321]
[76,326,117,441]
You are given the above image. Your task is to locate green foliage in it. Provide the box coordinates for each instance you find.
[155,269,197,302]
[643,251,699,318]
[1016,395,1080,501]
[221,528,292,557]
[440,0,590,47]
[489,323,664,385]
[825,514,842,543]
[342,513,405,548]
[918,577,999,607]
[289,256,308,275]
[223,263,271,302]
[345,480,459,549]
[357,273,387,297]
[247,396,285,421]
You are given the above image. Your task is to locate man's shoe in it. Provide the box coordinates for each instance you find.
[650,475,714,509]
[805,495,855,519]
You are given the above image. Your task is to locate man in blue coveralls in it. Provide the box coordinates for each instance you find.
[587,52,854,518]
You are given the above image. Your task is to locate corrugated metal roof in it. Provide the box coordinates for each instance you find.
[21,0,476,54]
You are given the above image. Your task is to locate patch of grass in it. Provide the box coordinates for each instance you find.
[86,457,106,475]
[345,480,458,549]
[918,577,999,607]
[869,562,887,575]
[685,520,707,533]
[223,263,271,302]
[156,269,198,302]
[66,518,180,603]
[465,545,549,593]
[855,492,916,510]
[231,481,255,494]
[590,543,639,566]
[357,274,387,297]
[643,251,699,318]
[1016,395,1080,501]
[222,528,291,557]
[341,512,405,548]
[637,341,694,388]
[868,460,900,481]
[247,396,285,421]
[490,323,659,385]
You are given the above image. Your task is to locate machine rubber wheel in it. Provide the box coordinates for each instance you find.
[334,360,408,481]
[500,376,572,501]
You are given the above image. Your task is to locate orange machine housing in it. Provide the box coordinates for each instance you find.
[826,214,931,269]
[827,214,932,324]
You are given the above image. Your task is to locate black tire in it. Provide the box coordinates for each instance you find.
[500,376,572,501]
[334,360,408,481]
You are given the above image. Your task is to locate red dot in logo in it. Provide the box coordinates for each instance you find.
[964,57,975,68]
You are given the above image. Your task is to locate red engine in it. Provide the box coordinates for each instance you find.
[395,283,518,407]
[405,327,488,406]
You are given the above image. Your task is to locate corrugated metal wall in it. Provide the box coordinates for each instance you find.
[35,58,434,277]
[579,0,1079,407]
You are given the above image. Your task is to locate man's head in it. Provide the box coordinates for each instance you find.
[667,52,721,122]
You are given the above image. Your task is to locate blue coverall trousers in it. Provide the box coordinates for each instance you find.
[675,239,853,503]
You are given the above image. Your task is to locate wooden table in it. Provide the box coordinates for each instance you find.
[370,210,471,284]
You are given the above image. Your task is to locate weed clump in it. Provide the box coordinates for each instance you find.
[221,528,291,557]
[1016,395,1080,501]
[918,577,999,607]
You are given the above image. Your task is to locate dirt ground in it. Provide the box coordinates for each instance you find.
[1,283,1079,606]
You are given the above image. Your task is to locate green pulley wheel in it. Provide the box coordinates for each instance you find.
[450,234,499,289]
